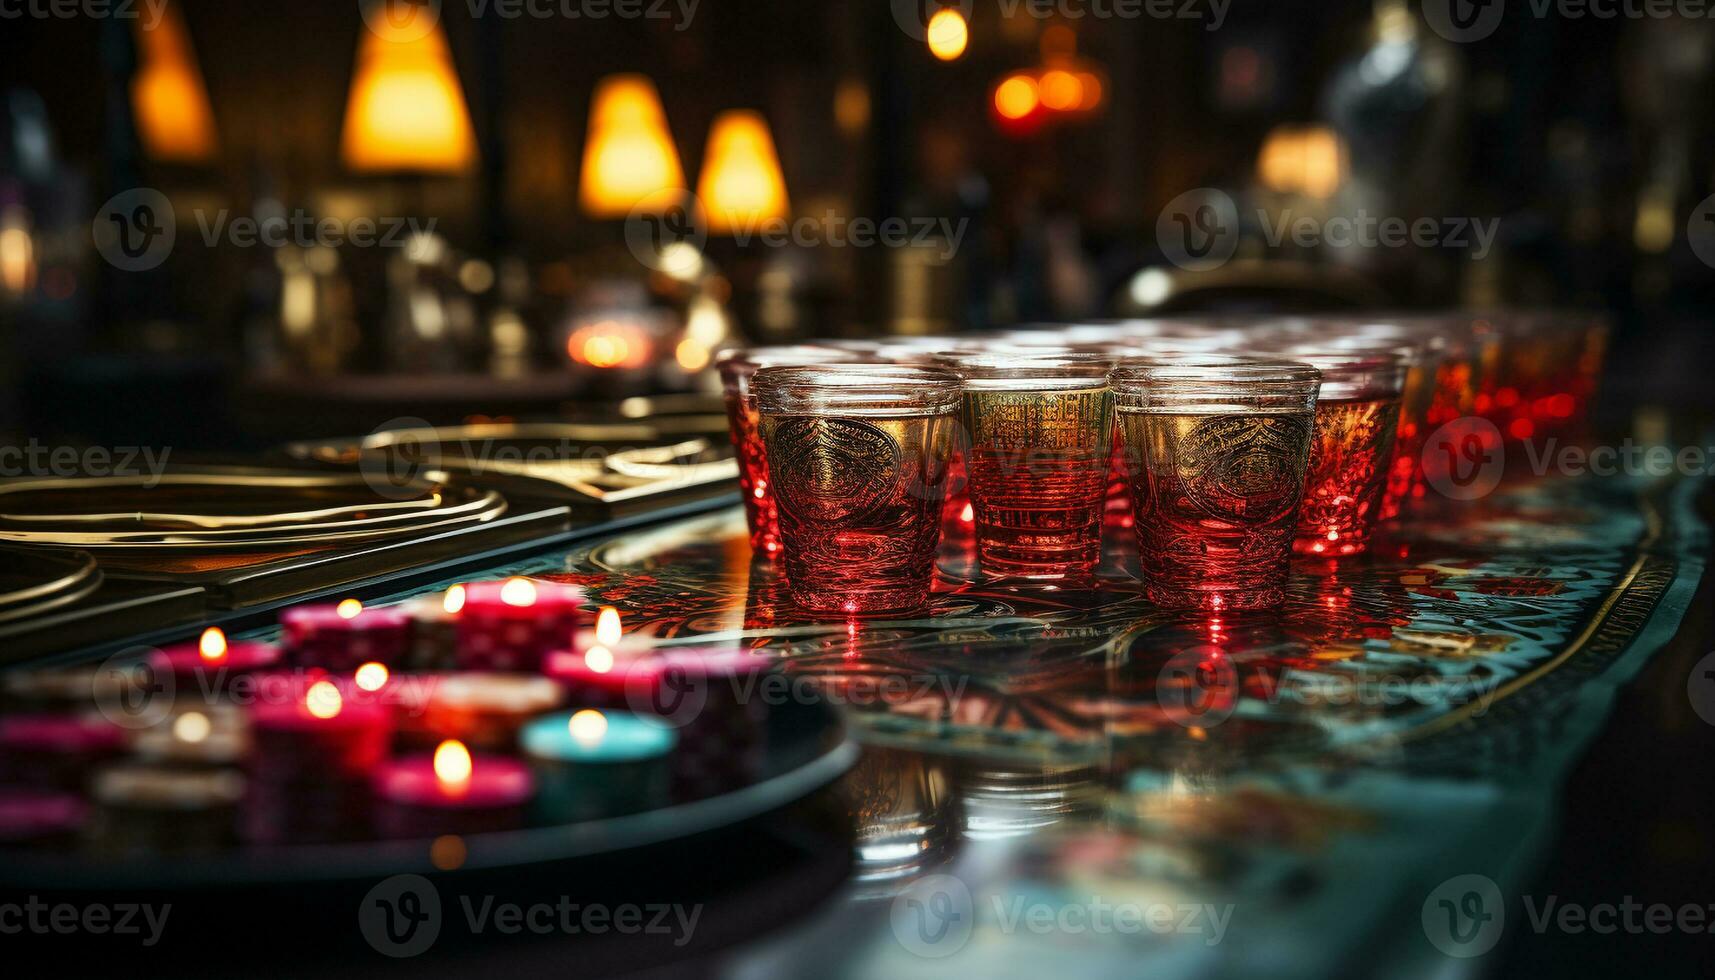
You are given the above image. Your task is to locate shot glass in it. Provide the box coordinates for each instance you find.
[717,345,855,557]
[753,363,962,615]
[1112,357,1321,610]
[1280,348,1409,556]
[952,352,1114,580]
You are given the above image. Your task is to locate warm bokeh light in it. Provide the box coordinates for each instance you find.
[675,338,712,372]
[579,74,686,218]
[569,709,609,743]
[1038,69,1082,111]
[433,739,474,788]
[443,584,467,615]
[567,321,653,370]
[696,110,790,235]
[595,606,622,647]
[336,599,364,620]
[305,681,344,720]
[354,662,390,692]
[926,8,969,61]
[500,577,537,608]
[172,711,211,744]
[1257,125,1345,199]
[340,2,476,172]
[198,627,228,662]
[584,646,615,673]
[131,4,218,162]
[994,74,1040,120]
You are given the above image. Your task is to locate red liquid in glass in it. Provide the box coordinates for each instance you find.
[1293,396,1402,556]
[724,393,781,556]
[965,447,1107,577]
[1121,409,1314,610]
[762,413,954,615]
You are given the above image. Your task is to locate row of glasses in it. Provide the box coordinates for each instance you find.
[716,310,1607,615]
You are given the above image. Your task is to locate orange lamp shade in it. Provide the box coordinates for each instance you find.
[340,3,477,173]
[131,5,218,163]
[578,74,686,218]
[694,110,789,235]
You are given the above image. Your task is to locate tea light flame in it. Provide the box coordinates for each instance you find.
[173,711,211,744]
[434,739,473,788]
[354,662,390,691]
[336,599,364,620]
[444,584,467,615]
[305,680,344,719]
[501,577,537,608]
[595,606,622,647]
[584,646,615,673]
[198,627,228,662]
[569,709,608,744]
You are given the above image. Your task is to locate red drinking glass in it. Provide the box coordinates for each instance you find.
[717,346,855,557]
[1112,356,1321,610]
[952,351,1114,580]
[1282,349,1408,556]
[754,364,962,615]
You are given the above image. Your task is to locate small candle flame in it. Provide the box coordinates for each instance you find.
[595,606,622,647]
[354,662,390,691]
[500,577,537,608]
[336,599,364,620]
[569,709,608,744]
[434,739,473,788]
[443,584,467,615]
[305,680,343,719]
[584,646,614,674]
[198,627,228,662]
[172,711,211,744]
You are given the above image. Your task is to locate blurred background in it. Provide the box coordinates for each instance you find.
[2,0,1713,451]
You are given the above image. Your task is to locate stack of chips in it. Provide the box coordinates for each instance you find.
[401,590,463,671]
[455,579,584,672]
[281,604,412,671]
[87,765,245,855]
[650,650,773,802]
[0,787,87,848]
[242,677,391,844]
[392,673,563,752]
[0,714,126,790]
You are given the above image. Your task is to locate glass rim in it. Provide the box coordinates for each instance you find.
[715,345,857,377]
[752,363,963,415]
[1109,354,1322,390]
[951,350,1115,388]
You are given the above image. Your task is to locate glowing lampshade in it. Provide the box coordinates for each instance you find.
[1256,125,1344,199]
[340,3,477,173]
[131,4,218,162]
[578,74,686,218]
[694,110,789,235]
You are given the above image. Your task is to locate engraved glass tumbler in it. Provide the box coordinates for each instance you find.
[1112,357,1321,610]
[754,364,962,616]
[951,352,1114,580]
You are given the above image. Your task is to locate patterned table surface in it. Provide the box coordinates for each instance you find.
[387,470,1709,978]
